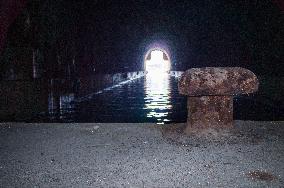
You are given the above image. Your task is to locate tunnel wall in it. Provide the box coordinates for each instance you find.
[0,71,146,121]
[0,80,47,121]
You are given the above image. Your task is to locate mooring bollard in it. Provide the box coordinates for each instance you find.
[178,67,259,134]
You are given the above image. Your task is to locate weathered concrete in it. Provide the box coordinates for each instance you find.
[178,67,259,134]
[0,121,283,187]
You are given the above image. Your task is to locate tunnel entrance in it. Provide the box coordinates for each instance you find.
[144,49,171,74]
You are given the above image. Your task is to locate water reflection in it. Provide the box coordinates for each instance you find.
[48,91,75,120]
[144,72,172,124]
[29,73,282,123]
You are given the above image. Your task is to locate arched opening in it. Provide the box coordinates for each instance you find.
[144,49,171,74]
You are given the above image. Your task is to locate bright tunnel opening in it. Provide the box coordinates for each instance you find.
[145,50,170,75]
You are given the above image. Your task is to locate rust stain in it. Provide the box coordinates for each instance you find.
[178,67,259,96]
[178,67,259,134]
[247,170,277,182]
[185,96,233,134]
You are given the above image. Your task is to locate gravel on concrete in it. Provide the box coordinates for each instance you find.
[0,121,283,187]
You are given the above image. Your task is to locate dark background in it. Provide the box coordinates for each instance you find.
[0,0,283,77]
[0,0,283,122]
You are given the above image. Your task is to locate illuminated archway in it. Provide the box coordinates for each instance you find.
[144,48,171,73]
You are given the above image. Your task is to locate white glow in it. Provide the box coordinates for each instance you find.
[144,72,172,124]
[143,49,172,124]
[145,50,170,74]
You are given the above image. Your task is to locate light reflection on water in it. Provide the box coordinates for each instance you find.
[144,72,172,124]
[48,92,75,120]
[30,72,282,123]
[44,74,188,123]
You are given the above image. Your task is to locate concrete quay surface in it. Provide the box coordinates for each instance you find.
[0,121,283,187]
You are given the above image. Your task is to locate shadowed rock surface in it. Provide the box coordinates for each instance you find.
[178,67,259,133]
[178,67,259,96]
[185,96,234,132]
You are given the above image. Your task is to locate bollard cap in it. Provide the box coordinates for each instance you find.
[178,67,259,96]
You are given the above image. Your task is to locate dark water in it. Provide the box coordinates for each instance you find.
[36,73,283,123]
[46,73,187,124]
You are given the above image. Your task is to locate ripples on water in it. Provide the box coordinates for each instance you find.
[47,73,187,123]
[42,73,283,123]
[144,73,173,124]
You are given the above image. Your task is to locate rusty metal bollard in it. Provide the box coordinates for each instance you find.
[178,67,259,134]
